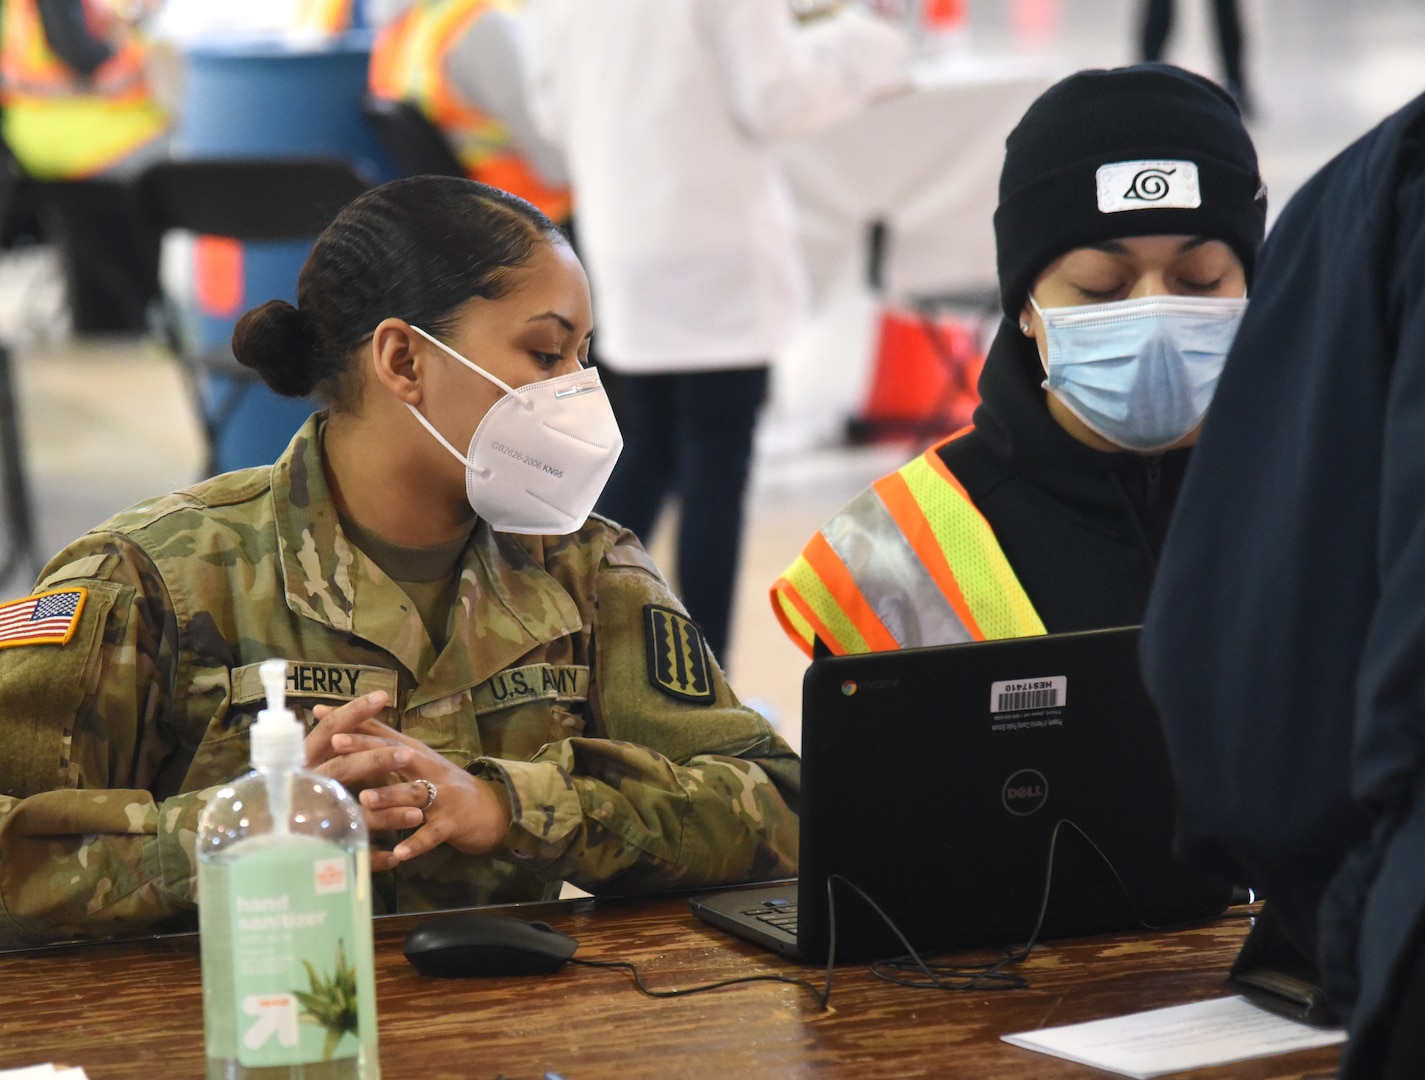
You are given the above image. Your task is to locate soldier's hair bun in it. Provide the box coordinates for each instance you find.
[228,177,566,413]
[232,300,320,399]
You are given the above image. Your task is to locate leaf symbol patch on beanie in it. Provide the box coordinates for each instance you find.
[1096,160,1202,213]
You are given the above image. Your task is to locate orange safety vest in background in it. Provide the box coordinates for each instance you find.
[368,0,571,221]
[770,433,1046,657]
[0,0,167,178]
[294,0,354,32]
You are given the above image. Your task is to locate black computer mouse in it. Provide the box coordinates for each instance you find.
[402,911,579,978]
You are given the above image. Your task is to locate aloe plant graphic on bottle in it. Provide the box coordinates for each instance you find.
[198,659,380,1078]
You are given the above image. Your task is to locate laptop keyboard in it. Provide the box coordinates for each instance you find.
[745,898,798,935]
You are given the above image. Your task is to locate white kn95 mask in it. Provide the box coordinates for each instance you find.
[405,325,623,535]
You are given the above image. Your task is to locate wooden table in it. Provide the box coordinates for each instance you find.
[0,893,1340,1079]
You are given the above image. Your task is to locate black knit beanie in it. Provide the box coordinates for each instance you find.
[993,63,1267,321]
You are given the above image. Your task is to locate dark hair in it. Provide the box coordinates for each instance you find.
[231,176,566,408]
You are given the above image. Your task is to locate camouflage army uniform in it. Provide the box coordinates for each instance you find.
[0,416,798,945]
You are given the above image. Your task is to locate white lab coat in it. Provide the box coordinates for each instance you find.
[523,0,910,372]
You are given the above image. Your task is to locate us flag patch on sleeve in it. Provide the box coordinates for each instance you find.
[0,588,87,648]
[644,604,714,704]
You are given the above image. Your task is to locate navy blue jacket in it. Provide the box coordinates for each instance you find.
[1141,91,1425,1073]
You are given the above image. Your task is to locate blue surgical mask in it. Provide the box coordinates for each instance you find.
[1030,294,1248,453]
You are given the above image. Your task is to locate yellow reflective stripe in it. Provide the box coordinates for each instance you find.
[776,554,872,656]
[779,593,817,654]
[898,453,1045,640]
[2,97,166,178]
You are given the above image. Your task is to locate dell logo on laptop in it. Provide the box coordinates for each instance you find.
[1002,768,1049,816]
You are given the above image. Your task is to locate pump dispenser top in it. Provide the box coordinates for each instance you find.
[252,658,303,770]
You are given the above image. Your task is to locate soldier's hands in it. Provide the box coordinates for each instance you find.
[309,695,513,872]
[306,691,395,770]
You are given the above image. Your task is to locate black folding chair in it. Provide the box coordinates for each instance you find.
[361,96,466,178]
[131,156,370,476]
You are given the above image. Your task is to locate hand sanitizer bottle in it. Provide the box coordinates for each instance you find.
[197,659,380,1079]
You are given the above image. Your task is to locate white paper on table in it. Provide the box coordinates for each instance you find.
[1001,994,1346,1079]
[0,1068,89,1079]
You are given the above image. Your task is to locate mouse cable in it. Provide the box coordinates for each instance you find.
[567,955,833,1009]
[565,876,852,1009]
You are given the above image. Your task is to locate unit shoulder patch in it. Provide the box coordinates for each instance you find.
[0,587,87,648]
[644,604,714,704]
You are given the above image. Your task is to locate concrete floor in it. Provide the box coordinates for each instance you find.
[2,0,1424,751]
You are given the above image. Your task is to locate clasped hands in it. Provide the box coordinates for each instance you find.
[305,691,512,872]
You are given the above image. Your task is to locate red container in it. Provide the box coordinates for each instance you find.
[922,0,967,30]
[851,304,986,444]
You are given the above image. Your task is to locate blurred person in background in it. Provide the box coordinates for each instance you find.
[771,64,1266,658]
[522,0,911,667]
[1139,0,1253,117]
[0,0,169,332]
[368,0,570,226]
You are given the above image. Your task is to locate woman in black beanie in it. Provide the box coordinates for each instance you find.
[771,63,1267,657]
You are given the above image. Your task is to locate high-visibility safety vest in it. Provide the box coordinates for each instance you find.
[770,433,1046,657]
[0,0,167,179]
[368,0,571,222]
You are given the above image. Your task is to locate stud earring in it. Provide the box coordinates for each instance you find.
[1020,322,1031,334]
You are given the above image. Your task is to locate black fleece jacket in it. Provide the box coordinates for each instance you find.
[938,320,1193,633]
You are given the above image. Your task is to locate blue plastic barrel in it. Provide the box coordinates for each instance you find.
[174,31,397,473]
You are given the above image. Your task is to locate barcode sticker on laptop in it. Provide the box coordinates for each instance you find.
[990,676,1067,714]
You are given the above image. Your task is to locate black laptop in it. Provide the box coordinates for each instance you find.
[690,626,1232,963]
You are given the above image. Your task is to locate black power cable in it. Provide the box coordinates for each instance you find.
[574,818,1233,1005]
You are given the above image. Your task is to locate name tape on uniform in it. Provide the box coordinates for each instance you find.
[230,661,399,706]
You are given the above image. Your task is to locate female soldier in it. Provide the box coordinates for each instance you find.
[0,176,799,944]
[771,63,1267,656]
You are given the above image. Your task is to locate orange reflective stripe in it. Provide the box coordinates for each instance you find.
[872,469,987,642]
[368,12,414,96]
[475,156,572,221]
[800,532,898,654]
[769,572,829,659]
[941,425,974,445]
[195,237,245,319]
